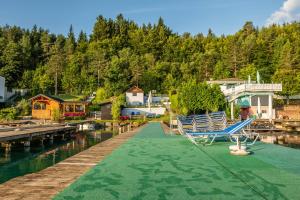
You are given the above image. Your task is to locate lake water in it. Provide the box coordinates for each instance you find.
[0,129,117,184]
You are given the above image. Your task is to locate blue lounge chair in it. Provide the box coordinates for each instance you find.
[185,118,259,145]
[177,111,227,134]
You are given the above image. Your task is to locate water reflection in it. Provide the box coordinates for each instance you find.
[0,128,117,184]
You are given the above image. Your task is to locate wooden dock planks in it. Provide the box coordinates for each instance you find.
[0,126,76,142]
[0,125,144,200]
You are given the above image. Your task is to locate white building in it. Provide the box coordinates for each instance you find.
[123,87,167,116]
[0,76,29,103]
[0,76,5,103]
[207,76,282,121]
[125,86,144,106]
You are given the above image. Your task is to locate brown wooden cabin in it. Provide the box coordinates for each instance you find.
[99,101,113,120]
[30,94,88,120]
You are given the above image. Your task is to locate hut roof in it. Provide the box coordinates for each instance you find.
[29,94,64,102]
[126,86,144,93]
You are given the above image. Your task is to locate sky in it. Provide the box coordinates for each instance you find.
[0,0,299,37]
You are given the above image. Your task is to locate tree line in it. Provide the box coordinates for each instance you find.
[0,14,300,99]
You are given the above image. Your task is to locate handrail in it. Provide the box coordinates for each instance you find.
[223,83,282,96]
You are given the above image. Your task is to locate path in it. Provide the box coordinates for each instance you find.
[0,125,143,200]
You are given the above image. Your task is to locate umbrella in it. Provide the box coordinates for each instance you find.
[256,71,260,84]
[148,91,152,112]
[257,96,261,118]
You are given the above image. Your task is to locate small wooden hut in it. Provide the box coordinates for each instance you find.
[30,94,88,120]
[99,100,113,120]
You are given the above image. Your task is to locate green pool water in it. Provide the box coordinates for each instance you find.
[0,130,115,184]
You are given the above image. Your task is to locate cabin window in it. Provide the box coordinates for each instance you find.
[65,105,74,112]
[33,102,46,110]
[75,105,84,112]
[132,93,137,96]
[0,96,3,99]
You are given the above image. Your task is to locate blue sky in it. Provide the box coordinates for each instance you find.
[0,0,297,37]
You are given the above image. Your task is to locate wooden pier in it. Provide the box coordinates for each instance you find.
[0,126,76,142]
[0,124,144,200]
[0,125,77,153]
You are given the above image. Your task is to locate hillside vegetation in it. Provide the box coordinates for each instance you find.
[0,15,299,99]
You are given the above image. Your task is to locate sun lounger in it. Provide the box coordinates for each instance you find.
[178,112,259,145]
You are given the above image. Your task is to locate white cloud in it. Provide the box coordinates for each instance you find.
[266,0,300,25]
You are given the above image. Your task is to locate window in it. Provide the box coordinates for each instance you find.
[33,102,46,110]
[75,105,84,112]
[132,92,137,96]
[65,105,74,112]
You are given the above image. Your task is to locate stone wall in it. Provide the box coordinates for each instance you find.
[276,105,300,119]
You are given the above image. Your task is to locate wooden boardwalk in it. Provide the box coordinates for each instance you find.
[0,125,144,200]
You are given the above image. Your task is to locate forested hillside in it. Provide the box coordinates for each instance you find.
[0,14,300,97]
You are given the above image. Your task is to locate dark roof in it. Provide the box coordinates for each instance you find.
[98,101,112,106]
[126,86,144,93]
[29,94,64,102]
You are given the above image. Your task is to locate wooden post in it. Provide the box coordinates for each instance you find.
[119,126,122,134]
[3,143,11,154]
[40,137,44,147]
[49,135,54,145]
[24,141,31,147]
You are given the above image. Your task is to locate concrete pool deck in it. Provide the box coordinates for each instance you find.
[54,122,300,200]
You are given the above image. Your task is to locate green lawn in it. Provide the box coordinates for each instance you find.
[54,123,300,200]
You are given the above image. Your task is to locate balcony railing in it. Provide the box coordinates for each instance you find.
[222,83,282,96]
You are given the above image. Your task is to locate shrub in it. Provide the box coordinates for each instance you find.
[111,94,125,120]
[51,108,60,121]
[88,104,101,111]
[0,107,18,121]
[94,87,108,104]
[16,99,31,116]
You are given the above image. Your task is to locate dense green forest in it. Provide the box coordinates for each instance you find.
[0,14,300,98]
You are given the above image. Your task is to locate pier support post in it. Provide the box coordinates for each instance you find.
[3,143,11,154]
[230,101,234,120]
[49,135,54,145]
[40,138,44,147]
[268,94,273,122]
[24,141,30,147]
[119,127,122,134]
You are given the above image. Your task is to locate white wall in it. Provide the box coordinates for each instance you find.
[122,107,166,116]
[0,76,5,103]
[251,106,275,119]
[0,76,29,103]
[126,92,144,105]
